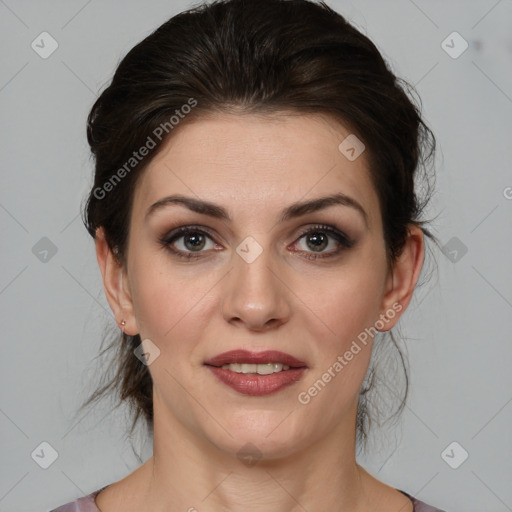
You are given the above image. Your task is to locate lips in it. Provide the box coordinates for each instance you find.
[204,350,307,368]
[204,350,308,396]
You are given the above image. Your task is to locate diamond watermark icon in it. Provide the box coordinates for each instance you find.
[441,236,468,263]
[441,441,469,469]
[32,237,58,263]
[134,338,161,366]
[31,32,59,59]
[237,442,262,467]
[441,31,468,59]
[236,236,263,264]
[338,134,365,161]
[31,441,59,469]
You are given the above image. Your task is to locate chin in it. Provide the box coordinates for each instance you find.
[202,410,314,463]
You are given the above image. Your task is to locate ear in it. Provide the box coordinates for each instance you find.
[95,227,139,335]
[378,225,424,331]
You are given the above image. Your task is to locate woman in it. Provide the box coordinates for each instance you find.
[52,0,445,510]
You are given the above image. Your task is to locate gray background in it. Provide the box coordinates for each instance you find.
[1,1,511,511]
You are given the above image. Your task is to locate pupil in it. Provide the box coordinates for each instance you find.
[185,233,205,251]
[307,232,327,252]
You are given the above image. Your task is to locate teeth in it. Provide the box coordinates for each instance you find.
[220,363,291,374]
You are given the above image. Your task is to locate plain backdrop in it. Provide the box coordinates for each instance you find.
[1,1,511,511]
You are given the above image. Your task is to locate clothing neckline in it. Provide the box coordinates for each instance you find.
[92,485,416,511]
[398,489,417,511]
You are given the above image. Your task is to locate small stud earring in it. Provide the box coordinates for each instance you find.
[120,320,126,327]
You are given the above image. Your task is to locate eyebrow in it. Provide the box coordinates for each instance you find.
[145,192,368,227]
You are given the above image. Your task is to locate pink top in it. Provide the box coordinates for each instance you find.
[50,486,446,511]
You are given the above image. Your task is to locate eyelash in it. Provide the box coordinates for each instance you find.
[159,224,354,261]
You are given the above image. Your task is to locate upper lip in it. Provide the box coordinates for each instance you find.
[204,350,307,368]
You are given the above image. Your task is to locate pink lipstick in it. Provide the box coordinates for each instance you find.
[204,350,307,396]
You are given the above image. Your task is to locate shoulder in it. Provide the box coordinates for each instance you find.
[399,489,448,512]
[49,487,105,512]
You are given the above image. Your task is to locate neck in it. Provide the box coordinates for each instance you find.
[133,396,371,512]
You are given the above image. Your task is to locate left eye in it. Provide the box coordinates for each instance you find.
[295,231,337,253]
[292,225,353,257]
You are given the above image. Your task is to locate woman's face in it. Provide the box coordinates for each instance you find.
[109,112,419,460]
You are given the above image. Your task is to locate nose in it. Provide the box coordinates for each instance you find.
[221,243,291,332]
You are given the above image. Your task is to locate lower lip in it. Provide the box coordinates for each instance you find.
[206,366,307,396]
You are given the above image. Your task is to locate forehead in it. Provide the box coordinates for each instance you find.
[133,112,380,228]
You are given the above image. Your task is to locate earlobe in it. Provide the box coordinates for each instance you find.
[378,225,425,331]
[95,227,139,335]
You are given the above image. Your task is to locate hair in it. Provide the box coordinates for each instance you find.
[80,0,437,452]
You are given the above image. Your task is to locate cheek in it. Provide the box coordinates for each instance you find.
[296,282,378,425]
[128,255,214,346]
[302,262,386,352]
[309,279,378,380]
[294,254,386,406]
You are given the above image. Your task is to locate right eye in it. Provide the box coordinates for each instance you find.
[160,226,221,259]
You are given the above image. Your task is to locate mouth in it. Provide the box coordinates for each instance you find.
[204,350,308,396]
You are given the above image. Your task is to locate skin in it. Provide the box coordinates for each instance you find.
[94,112,423,512]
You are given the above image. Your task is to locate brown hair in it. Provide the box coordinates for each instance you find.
[81,0,437,450]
